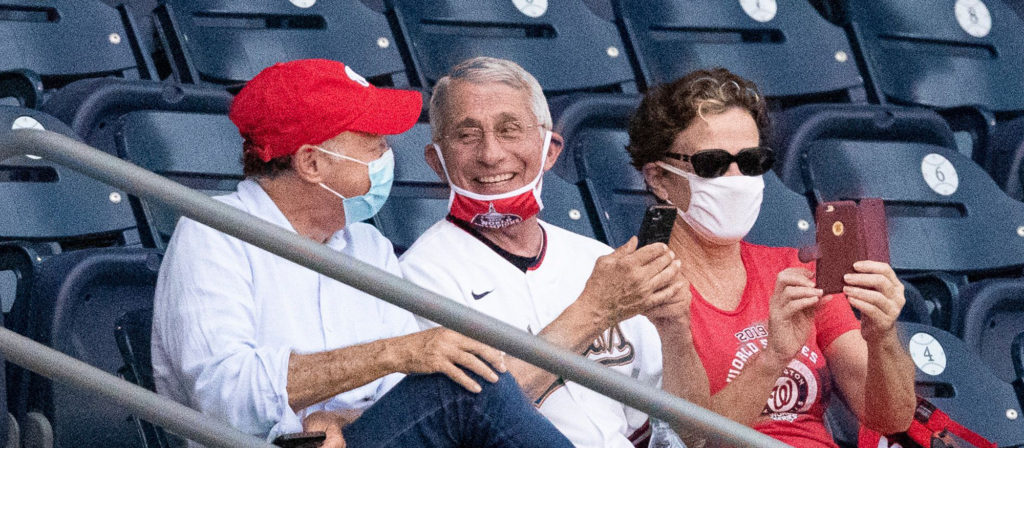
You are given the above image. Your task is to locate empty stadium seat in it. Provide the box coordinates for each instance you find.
[154,0,408,87]
[955,279,1024,384]
[16,247,162,447]
[614,0,865,104]
[387,0,637,94]
[374,118,599,253]
[828,322,1024,447]
[550,94,816,249]
[837,0,1024,187]
[0,0,155,88]
[0,69,44,109]
[40,78,239,248]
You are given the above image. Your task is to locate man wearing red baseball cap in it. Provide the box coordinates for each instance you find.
[151,59,571,447]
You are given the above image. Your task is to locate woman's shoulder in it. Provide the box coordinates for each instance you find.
[740,242,810,272]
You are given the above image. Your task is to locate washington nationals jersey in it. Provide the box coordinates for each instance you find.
[400,219,663,448]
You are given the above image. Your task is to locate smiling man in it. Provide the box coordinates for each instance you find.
[399,57,712,447]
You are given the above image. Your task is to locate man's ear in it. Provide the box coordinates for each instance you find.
[424,143,448,183]
[292,144,325,184]
[542,131,565,172]
[642,162,669,202]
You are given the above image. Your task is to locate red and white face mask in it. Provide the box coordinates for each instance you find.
[433,130,552,229]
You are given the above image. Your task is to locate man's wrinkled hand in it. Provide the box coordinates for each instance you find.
[579,237,684,326]
[391,327,507,393]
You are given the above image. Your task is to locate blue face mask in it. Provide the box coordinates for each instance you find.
[313,146,395,226]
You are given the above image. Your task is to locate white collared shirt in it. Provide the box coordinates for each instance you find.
[400,219,663,448]
[151,179,412,442]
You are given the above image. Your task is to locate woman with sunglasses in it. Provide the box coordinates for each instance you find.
[627,68,916,447]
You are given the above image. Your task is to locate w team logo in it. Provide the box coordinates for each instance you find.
[762,360,818,417]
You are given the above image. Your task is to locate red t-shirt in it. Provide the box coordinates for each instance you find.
[689,242,860,447]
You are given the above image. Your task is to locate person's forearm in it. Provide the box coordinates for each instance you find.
[708,341,790,428]
[863,329,917,434]
[655,319,711,446]
[507,299,610,401]
[286,337,402,412]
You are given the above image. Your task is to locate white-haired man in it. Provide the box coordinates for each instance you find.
[400,57,711,447]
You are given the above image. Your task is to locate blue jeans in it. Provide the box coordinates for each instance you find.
[342,371,573,447]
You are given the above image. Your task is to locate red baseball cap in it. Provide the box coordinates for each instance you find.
[229,59,423,162]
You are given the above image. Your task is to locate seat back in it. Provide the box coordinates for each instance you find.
[897,322,1024,447]
[0,105,139,246]
[388,0,636,93]
[156,0,408,86]
[552,95,815,249]
[40,78,240,248]
[956,279,1024,383]
[841,0,1024,113]
[0,0,154,85]
[19,248,162,447]
[115,308,177,447]
[374,121,598,253]
[614,0,864,103]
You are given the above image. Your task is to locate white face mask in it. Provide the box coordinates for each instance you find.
[656,161,764,245]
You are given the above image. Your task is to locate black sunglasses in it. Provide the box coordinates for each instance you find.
[663,147,775,179]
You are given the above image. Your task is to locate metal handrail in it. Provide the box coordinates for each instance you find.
[0,129,787,447]
[0,327,270,448]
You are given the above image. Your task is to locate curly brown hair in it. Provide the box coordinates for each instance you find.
[241,139,294,179]
[626,68,771,172]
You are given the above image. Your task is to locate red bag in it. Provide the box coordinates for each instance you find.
[858,397,996,448]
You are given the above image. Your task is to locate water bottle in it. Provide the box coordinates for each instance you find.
[648,417,686,448]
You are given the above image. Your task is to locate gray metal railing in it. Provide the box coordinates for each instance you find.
[0,326,270,448]
[0,129,787,448]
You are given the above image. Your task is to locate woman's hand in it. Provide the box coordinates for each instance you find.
[841,260,905,343]
[765,268,825,365]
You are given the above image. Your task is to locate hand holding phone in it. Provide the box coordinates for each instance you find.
[637,205,677,248]
[811,198,890,294]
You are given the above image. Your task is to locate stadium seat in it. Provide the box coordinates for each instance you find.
[374,118,599,254]
[153,0,409,87]
[1,308,8,447]
[0,0,155,88]
[775,103,1024,334]
[828,322,1024,447]
[115,308,179,447]
[15,247,162,447]
[836,0,1024,184]
[40,78,239,248]
[955,279,1024,384]
[550,94,816,249]
[613,0,866,105]
[387,0,637,94]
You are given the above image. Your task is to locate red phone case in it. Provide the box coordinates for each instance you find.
[815,198,890,295]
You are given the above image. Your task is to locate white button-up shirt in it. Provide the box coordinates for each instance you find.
[152,180,412,442]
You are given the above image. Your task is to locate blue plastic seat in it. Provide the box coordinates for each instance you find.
[550,94,815,249]
[154,0,408,87]
[827,322,1024,448]
[0,1,155,87]
[387,0,636,94]
[614,0,865,104]
[374,119,598,253]
[40,78,240,248]
[955,279,1024,384]
[837,0,1024,187]
[115,307,180,447]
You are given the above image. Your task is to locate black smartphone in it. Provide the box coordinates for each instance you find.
[637,205,677,247]
[272,431,327,448]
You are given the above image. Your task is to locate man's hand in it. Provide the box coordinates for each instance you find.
[842,260,905,343]
[389,327,507,393]
[766,268,825,365]
[577,237,683,327]
[302,409,362,448]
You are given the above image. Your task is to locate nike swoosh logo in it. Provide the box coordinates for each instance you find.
[471,290,493,300]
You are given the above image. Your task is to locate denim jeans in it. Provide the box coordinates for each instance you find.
[342,371,573,447]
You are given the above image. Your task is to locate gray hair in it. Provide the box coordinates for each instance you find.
[428,57,552,142]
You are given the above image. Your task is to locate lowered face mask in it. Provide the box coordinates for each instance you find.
[656,161,764,245]
[314,146,395,227]
[432,130,552,229]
